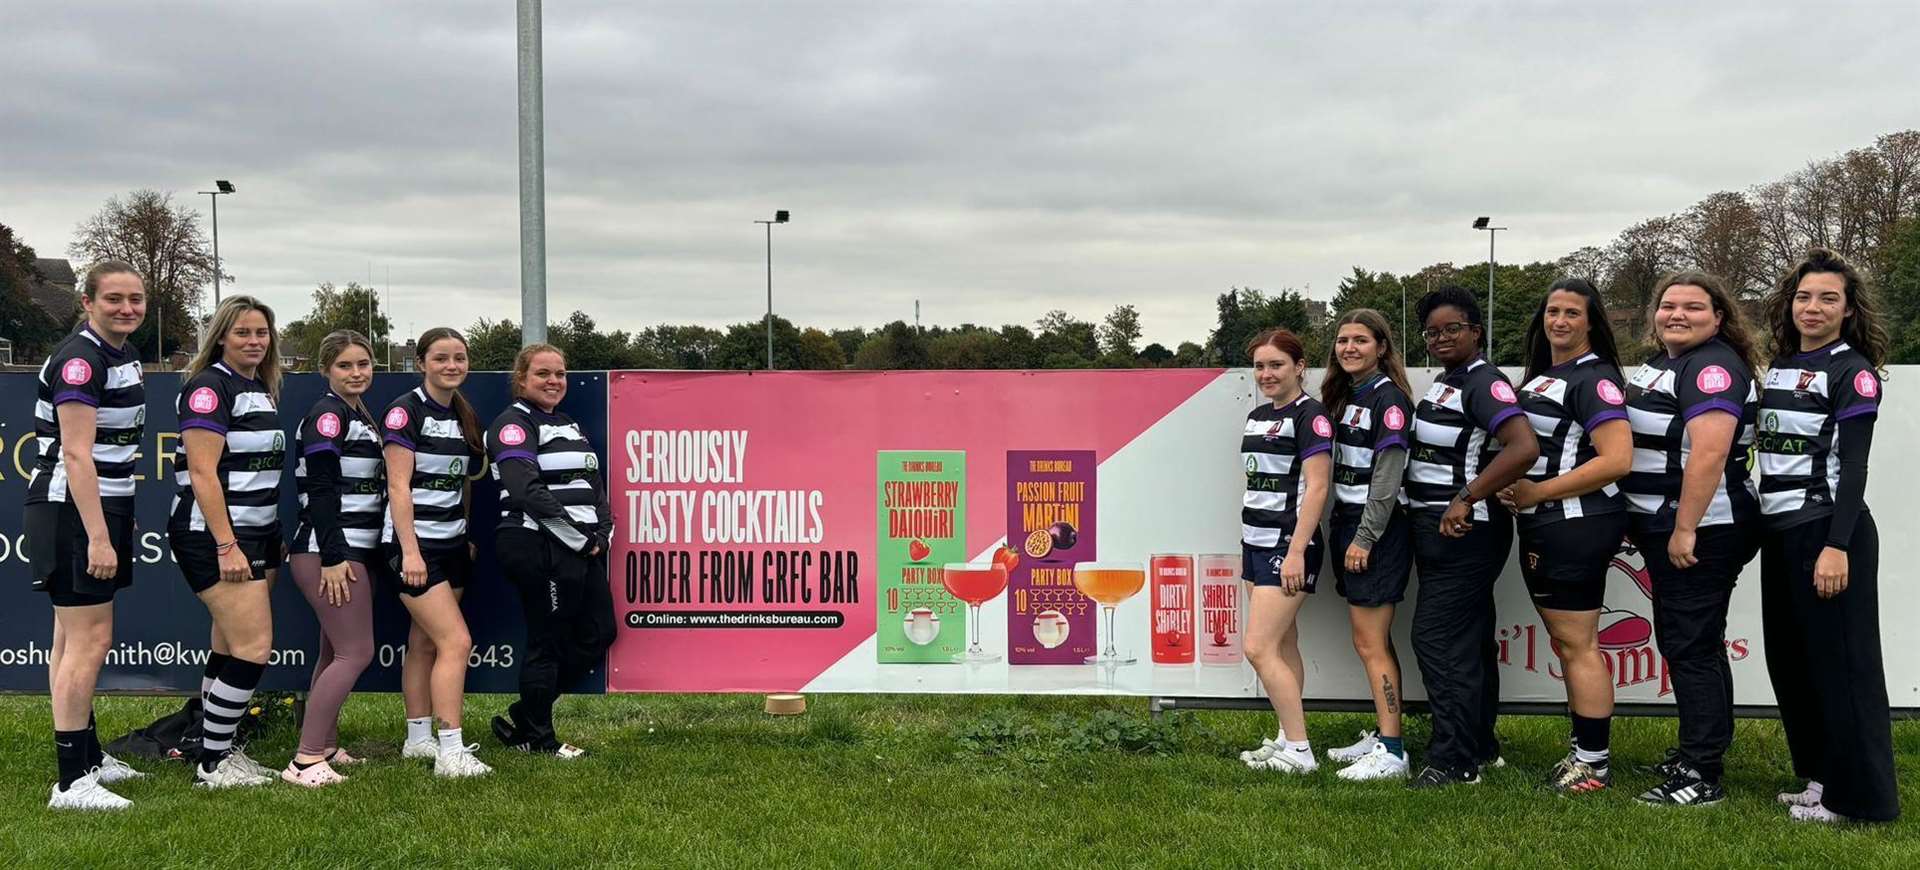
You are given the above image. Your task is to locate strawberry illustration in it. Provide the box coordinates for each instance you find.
[907,539,932,562]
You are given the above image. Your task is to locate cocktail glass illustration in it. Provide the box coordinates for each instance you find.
[940,562,1008,663]
[1073,561,1146,665]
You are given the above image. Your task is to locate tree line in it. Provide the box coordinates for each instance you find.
[9,130,1920,370]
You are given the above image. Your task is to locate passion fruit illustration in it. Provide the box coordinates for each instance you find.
[1022,528,1054,559]
[1048,521,1078,552]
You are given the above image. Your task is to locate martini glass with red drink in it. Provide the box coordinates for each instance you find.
[1074,561,1146,665]
[941,562,1009,663]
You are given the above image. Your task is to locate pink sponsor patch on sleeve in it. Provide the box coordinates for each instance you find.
[384,406,410,430]
[61,357,94,385]
[1597,379,1625,405]
[499,423,528,446]
[1696,365,1733,394]
[188,386,219,414]
[1384,406,1406,430]
[1311,415,1332,438]
[1490,381,1517,403]
[316,412,342,438]
[1855,369,1879,399]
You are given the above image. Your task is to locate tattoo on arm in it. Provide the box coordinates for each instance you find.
[1382,676,1400,715]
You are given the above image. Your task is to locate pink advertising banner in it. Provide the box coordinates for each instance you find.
[605,369,1220,692]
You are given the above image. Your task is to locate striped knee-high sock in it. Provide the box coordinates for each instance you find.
[199,658,265,769]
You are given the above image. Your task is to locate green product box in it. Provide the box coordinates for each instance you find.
[876,450,967,663]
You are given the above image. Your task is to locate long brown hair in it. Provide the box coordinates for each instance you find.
[512,343,567,404]
[1764,248,1890,373]
[416,327,483,454]
[1321,308,1412,418]
[186,295,283,399]
[1648,270,1760,370]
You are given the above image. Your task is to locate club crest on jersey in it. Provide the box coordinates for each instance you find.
[584,454,599,471]
[1796,370,1818,393]
[1312,415,1332,438]
[61,357,93,385]
[1245,455,1258,473]
[1597,379,1625,405]
[1262,420,1285,441]
[449,459,465,476]
[1384,406,1406,430]
[1436,386,1458,405]
[316,412,342,438]
[1764,412,1779,433]
[1490,381,1517,403]
[1696,365,1733,394]
[384,407,410,430]
[188,386,219,414]
[1345,406,1366,427]
[499,423,528,446]
[1855,370,1879,399]
[1528,377,1558,395]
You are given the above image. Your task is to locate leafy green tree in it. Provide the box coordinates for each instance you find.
[464,317,522,371]
[1139,342,1173,366]
[0,223,64,360]
[1035,310,1099,365]
[1881,215,1920,363]
[796,328,847,370]
[1207,287,1311,366]
[928,328,1009,369]
[637,324,723,369]
[851,321,930,369]
[1099,304,1142,357]
[1171,341,1208,367]
[281,282,393,368]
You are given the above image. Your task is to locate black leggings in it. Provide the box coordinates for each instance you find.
[1629,523,1756,782]
[498,527,617,745]
[1762,514,1899,821]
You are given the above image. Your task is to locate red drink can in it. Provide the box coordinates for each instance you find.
[1149,554,1196,664]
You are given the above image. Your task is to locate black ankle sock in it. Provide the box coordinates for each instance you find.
[293,758,321,771]
[85,711,103,768]
[55,729,90,789]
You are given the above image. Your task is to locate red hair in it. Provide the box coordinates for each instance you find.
[1245,328,1306,364]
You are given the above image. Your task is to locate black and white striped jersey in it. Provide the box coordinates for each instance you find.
[171,362,285,538]
[290,392,385,557]
[1621,337,1758,531]
[1240,393,1333,548]
[487,401,609,552]
[1331,373,1411,514]
[1513,353,1629,528]
[1757,340,1880,528]
[380,387,482,551]
[27,324,144,513]
[1407,357,1524,521]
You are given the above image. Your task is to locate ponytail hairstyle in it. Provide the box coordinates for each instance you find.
[1649,270,1759,370]
[1245,328,1309,391]
[187,295,283,400]
[1523,278,1622,381]
[82,260,142,301]
[1765,247,1890,374]
[511,342,567,403]
[1321,308,1412,418]
[416,327,484,454]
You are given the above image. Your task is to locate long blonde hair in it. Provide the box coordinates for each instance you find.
[186,295,283,399]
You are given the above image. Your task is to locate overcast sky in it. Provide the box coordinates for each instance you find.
[4,1,1916,347]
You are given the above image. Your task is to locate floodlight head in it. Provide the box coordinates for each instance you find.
[215,180,235,194]
[1472,216,1490,229]
[774,210,790,223]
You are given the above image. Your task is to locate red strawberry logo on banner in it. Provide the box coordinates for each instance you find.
[907,539,931,562]
[61,358,93,386]
[1383,406,1406,430]
[1490,381,1517,403]
[1855,370,1879,399]
[1312,415,1332,438]
[1697,365,1733,394]
[1597,379,1625,406]
[188,387,219,414]
[384,407,410,430]
[499,423,528,446]
[316,412,342,438]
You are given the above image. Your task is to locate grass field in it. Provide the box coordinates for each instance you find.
[0,693,1913,868]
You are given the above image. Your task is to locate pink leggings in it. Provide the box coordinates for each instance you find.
[288,554,376,757]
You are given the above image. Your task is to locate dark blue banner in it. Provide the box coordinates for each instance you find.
[0,371,609,695]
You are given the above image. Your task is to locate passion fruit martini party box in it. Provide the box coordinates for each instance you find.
[1005,450,1097,664]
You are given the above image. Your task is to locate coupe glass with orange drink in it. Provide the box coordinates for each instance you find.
[940,562,1009,663]
[1073,561,1145,665]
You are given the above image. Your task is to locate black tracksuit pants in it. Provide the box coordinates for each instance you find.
[498,527,617,746]
[1411,507,1512,773]
[1761,513,1899,821]
[1629,522,1755,783]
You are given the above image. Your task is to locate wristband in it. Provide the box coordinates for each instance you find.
[1455,486,1476,506]
[215,540,238,554]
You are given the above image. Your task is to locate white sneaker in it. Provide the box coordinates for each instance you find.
[1778,781,1823,807]
[1327,729,1380,763]
[1337,743,1412,781]
[48,772,132,811]
[1239,737,1282,767]
[1256,747,1319,775]
[402,737,440,760]
[94,753,145,785]
[434,744,493,779]
[229,747,275,779]
[195,755,273,789]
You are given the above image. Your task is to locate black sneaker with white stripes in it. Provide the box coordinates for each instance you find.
[1637,763,1725,806]
[1407,765,1481,790]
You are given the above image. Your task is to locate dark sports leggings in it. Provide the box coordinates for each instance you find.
[288,554,376,757]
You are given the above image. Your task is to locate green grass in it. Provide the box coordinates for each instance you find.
[0,693,1913,867]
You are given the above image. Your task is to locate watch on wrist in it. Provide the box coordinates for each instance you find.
[1456,486,1476,505]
